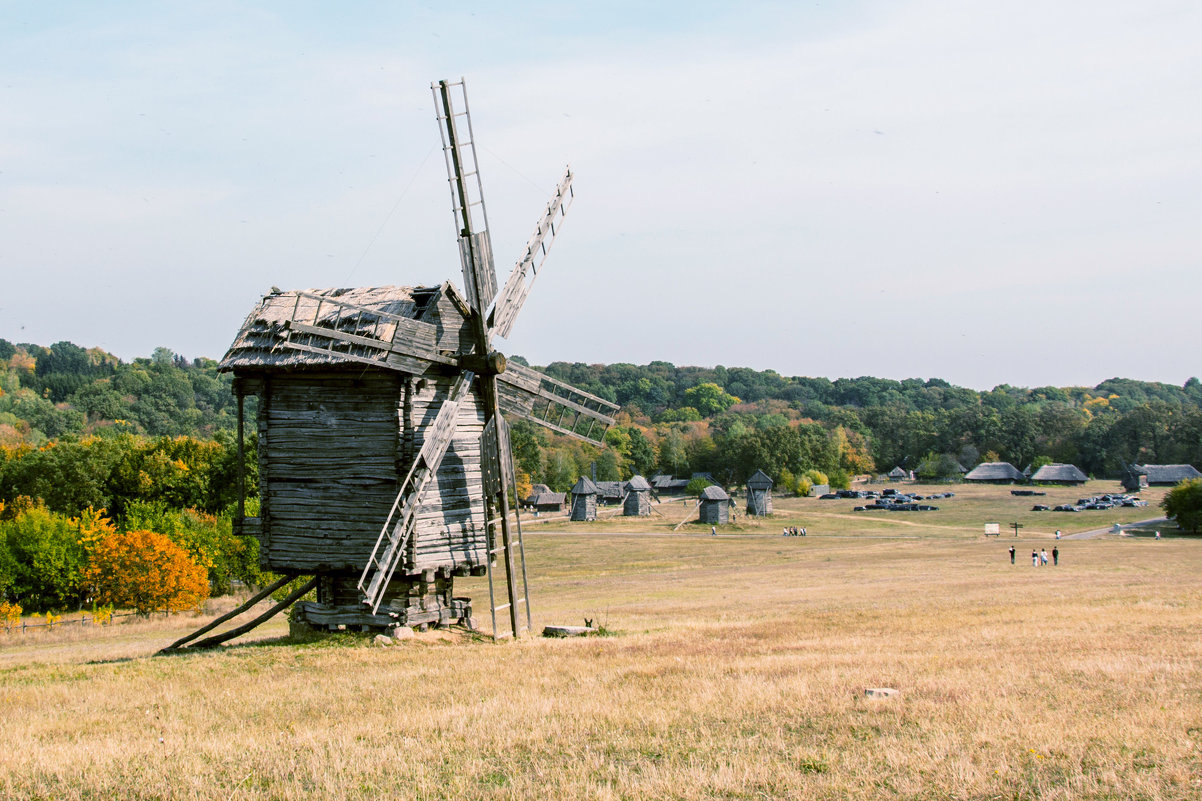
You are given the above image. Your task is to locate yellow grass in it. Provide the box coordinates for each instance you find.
[2,488,1200,799]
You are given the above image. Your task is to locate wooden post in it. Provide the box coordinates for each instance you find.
[236,390,245,521]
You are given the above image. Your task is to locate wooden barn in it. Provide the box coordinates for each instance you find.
[651,474,690,495]
[1129,464,1202,488]
[595,481,626,506]
[698,485,730,525]
[570,476,599,521]
[888,466,908,481]
[624,475,652,516]
[745,469,774,516]
[526,491,566,514]
[1029,463,1088,485]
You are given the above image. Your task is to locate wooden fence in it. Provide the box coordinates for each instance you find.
[1,609,184,636]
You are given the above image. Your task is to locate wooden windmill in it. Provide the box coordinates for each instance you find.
[168,79,618,649]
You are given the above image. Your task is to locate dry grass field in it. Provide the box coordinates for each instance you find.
[2,481,1200,800]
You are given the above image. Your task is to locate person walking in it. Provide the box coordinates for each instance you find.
[1009,546,1016,564]
[712,526,717,537]
[1155,530,1161,541]
[1040,548,1048,566]
[1055,529,1061,540]
[1032,549,1038,567]
[1052,546,1059,566]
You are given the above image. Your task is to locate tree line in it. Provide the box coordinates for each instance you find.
[2,337,1200,612]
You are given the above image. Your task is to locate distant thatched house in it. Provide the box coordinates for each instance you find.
[595,481,625,505]
[888,466,908,481]
[964,462,1024,484]
[526,492,566,514]
[698,485,730,525]
[624,475,652,517]
[1030,463,1088,485]
[650,474,690,495]
[1122,463,1202,491]
[570,477,598,521]
[745,470,774,516]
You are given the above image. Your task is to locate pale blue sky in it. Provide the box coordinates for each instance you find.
[1,1,1199,390]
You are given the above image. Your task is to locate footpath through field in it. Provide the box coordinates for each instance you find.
[1065,516,1168,540]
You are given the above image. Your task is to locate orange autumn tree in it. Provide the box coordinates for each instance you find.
[86,529,209,614]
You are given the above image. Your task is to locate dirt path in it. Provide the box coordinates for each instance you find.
[1065,516,1168,540]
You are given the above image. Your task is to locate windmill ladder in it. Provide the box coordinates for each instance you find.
[484,479,531,641]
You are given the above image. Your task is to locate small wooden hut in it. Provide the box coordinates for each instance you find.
[624,475,652,516]
[745,469,774,516]
[570,477,598,521]
[698,485,730,525]
[888,466,908,481]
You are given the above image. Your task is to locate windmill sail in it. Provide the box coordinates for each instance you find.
[497,362,618,446]
[489,168,574,339]
[434,78,496,314]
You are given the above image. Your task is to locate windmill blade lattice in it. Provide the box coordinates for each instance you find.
[434,78,497,315]
[489,168,574,339]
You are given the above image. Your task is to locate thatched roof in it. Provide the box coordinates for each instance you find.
[1136,464,1202,484]
[220,284,460,371]
[1030,463,1088,483]
[700,485,729,501]
[746,470,774,490]
[625,475,651,492]
[528,484,552,498]
[651,474,689,490]
[571,477,599,495]
[888,466,907,478]
[595,481,625,500]
[528,492,565,507]
[964,462,1024,481]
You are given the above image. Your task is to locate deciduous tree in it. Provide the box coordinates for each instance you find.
[86,528,209,614]
[1162,478,1202,534]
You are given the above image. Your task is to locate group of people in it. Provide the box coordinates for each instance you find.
[782,526,807,536]
[1009,545,1058,566]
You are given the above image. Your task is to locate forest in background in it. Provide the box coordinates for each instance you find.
[2,337,1200,613]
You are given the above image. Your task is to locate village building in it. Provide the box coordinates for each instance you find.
[570,477,599,521]
[650,474,691,495]
[888,466,908,481]
[1122,463,1202,491]
[963,462,1025,484]
[698,485,730,525]
[594,481,626,506]
[623,475,652,516]
[745,469,774,516]
[526,491,566,514]
[1029,463,1088,485]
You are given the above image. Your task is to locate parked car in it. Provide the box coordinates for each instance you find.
[1053,504,1078,512]
[819,493,838,500]
[1032,504,1050,511]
